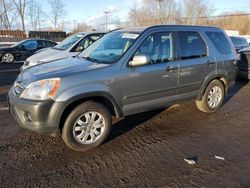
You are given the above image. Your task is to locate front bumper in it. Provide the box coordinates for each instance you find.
[8,88,63,135]
[237,63,250,80]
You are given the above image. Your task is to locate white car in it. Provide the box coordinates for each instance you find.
[22,32,105,70]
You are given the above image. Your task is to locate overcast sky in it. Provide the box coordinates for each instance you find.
[39,0,250,31]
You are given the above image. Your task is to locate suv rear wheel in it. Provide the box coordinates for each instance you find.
[196,80,225,113]
[62,101,112,151]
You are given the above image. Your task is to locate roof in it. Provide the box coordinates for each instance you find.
[21,38,57,43]
[116,24,221,33]
[230,36,246,39]
[75,31,106,35]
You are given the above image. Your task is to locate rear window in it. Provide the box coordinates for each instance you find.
[206,31,232,55]
[230,37,248,46]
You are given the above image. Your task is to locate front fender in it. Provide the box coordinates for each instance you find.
[53,84,123,118]
[54,84,118,102]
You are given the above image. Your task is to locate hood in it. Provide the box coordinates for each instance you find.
[20,57,109,84]
[238,47,250,53]
[34,47,51,54]
[0,46,12,50]
[27,47,73,63]
[235,45,249,51]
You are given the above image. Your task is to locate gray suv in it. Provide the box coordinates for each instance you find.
[8,25,237,151]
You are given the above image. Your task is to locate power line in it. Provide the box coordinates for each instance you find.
[183,13,250,19]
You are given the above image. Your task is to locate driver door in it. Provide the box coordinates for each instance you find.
[19,40,38,60]
[121,32,179,116]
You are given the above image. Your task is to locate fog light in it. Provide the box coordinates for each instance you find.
[24,112,33,122]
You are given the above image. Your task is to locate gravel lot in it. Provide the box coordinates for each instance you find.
[0,63,250,187]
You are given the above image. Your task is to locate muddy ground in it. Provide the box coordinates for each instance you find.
[0,64,250,188]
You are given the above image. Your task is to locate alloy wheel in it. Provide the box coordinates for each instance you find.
[207,86,223,108]
[73,111,106,144]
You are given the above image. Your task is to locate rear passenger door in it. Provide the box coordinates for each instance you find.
[176,31,215,98]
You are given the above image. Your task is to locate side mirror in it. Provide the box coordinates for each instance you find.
[75,46,83,52]
[20,45,26,50]
[129,55,149,67]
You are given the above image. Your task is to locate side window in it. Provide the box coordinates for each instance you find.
[77,34,102,51]
[22,40,38,50]
[206,31,232,55]
[74,38,86,52]
[46,41,55,47]
[37,40,47,48]
[178,31,207,59]
[134,32,173,64]
[89,34,102,45]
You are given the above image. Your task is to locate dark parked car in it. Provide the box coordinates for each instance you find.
[237,47,250,79]
[0,39,57,63]
[230,36,250,52]
[8,25,237,151]
[22,32,105,70]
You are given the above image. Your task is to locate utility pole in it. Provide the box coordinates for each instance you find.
[156,0,164,24]
[104,10,110,31]
[73,19,76,31]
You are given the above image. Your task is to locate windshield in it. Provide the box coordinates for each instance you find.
[79,32,140,64]
[231,37,248,46]
[54,34,84,50]
[12,39,26,47]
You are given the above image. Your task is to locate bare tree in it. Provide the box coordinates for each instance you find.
[48,0,66,30]
[0,0,16,30]
[211,12,250,35]
[179,0,214,25]
[27,0,44,30]
[129,0,181,27]
[73,22,93,32]
[12,0,28,32]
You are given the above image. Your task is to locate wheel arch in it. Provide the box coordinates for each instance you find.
[57,92,123,133]
[197,75,228,101]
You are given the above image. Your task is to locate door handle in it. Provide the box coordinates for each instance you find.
[166,66,178,72]
[207,61,215,65]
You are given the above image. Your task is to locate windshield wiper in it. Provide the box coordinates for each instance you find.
[81,56,100,63]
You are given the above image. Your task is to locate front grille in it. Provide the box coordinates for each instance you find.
[241,52,250,64]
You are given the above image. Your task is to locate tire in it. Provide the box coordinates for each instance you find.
[62,101,112,151]
[1,53,15,63]
[196,80,225,113]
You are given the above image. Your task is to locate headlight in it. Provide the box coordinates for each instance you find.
[21,78,60,100]
[24,59,38,67]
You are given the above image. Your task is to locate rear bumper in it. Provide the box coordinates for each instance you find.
[8,88,63,135]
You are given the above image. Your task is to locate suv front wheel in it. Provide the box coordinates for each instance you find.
[62,101,112,151]
[196,80,225,113]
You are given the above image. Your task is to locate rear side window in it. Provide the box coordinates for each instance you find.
[37,40,47,48]
[206,31,232,55]
[46,41,56,47]
[178,31,207,59]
